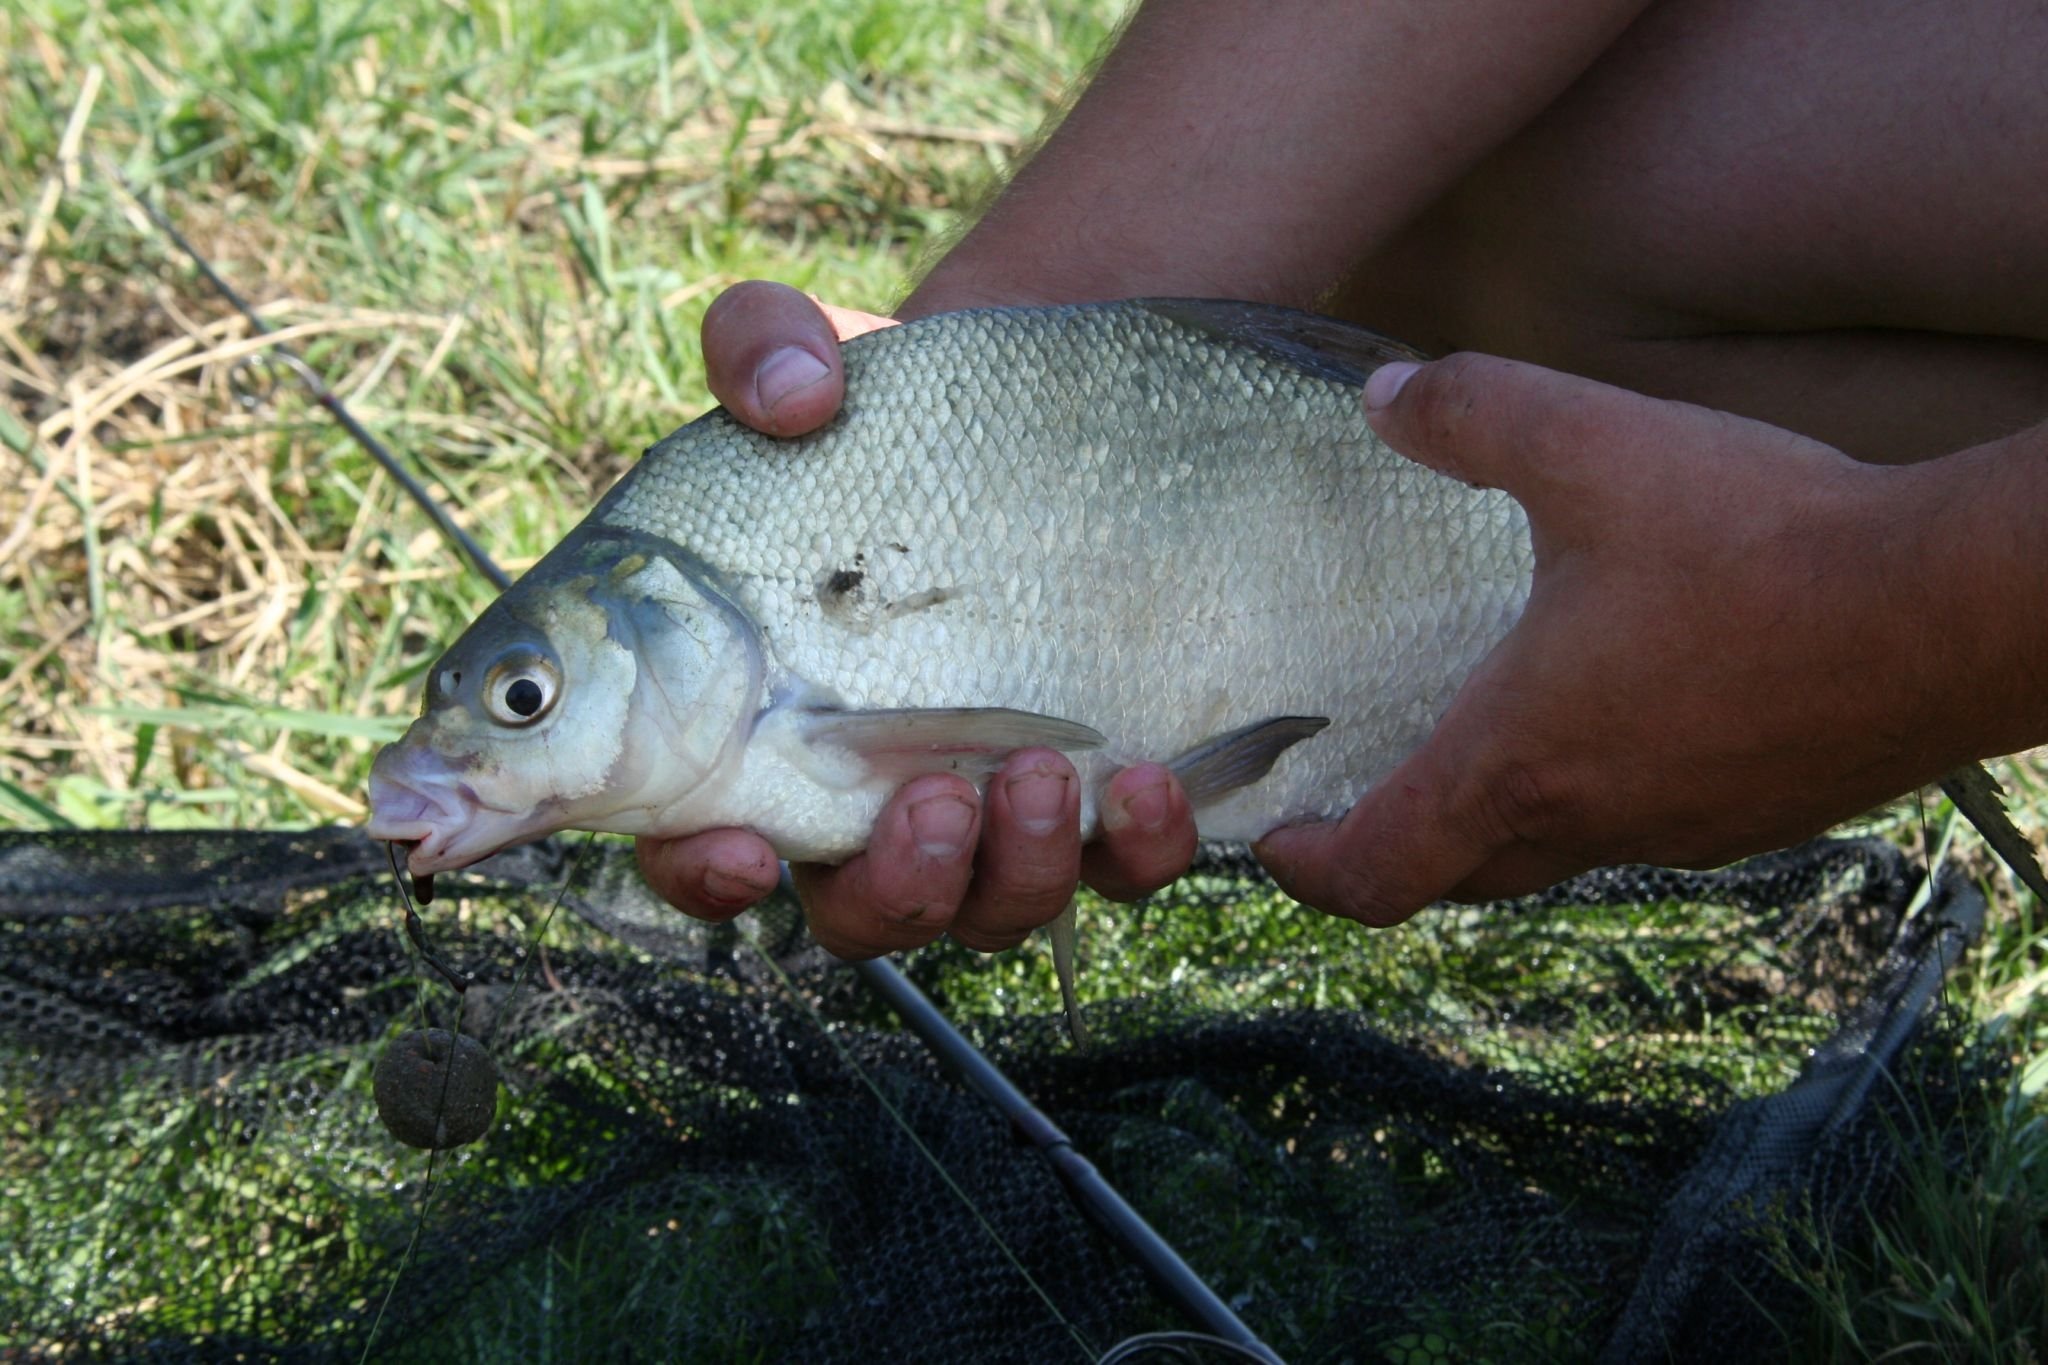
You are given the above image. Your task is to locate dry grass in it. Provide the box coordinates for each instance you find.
[2,4,2045,1359]
[1,0,1123,830]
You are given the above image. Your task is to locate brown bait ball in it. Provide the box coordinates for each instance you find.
[374,1028,499,1149]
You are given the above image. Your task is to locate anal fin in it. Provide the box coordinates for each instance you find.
[1167,715,1331,808]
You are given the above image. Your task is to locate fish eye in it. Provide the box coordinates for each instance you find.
[482,652,560,727]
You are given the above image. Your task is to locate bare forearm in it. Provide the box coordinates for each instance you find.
[1902,418,2048,761]
[905,0,1653,317]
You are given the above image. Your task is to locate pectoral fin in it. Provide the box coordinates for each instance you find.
[799,706,1105,784]
[1940,761,2048,904]
[1047,899,1087,1049]
[1167,715,1331,808]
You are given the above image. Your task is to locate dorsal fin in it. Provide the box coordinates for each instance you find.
[1135,298,1430,387]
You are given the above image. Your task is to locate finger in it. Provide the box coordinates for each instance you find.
[1253,740,1509,927]
[946,750,1084,951]
[789,774,981,959]
[636,828,782,923]
[1440,842,1596,905]
[1082,763,1198,902]
[700,282,848,436]
[1364,351,1668,529]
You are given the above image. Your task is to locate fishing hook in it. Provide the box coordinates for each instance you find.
[386,840,468,994]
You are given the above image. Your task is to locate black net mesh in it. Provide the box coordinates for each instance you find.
[0,829,1996,1363]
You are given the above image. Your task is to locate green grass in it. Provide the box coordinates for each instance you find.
[1,0,1122,829]
[2,0,2045,1359]
[1766,1055,2048,1361]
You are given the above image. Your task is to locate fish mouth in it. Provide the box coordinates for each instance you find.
[366,747,552,876]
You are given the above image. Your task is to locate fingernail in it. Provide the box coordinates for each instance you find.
[756,346,831,413]
[1006,767,1070,835]
[908,794,975,858]
[700,867,761,908]
[1363,361,1420,412]
[1101,772,1170,834]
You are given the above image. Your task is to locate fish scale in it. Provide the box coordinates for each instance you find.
[368,300,1532,875]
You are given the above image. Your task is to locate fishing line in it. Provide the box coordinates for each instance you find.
[476,831,596,1055]
[358,980,470,1365]
[109,168,512,595]
[739,925,1100,1363]
[357,849,475,1363]
[125,186,1273,1363]
[386,840,471,994]
[358,835,594,1360]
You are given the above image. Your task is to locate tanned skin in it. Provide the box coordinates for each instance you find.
[636,0,2048,954]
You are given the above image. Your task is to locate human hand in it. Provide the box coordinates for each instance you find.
[1257,353,1958,925]
[636,282,1199,956]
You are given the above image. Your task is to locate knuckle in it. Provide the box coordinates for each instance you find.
[875,894,958,932]
[810,927,884,961]
[789,863,954,957]
[1476,758,1571,845]
[1402,352,1490,442]
[806,899,951,959]
[635,837,733,922]
[1323,858,1419,928]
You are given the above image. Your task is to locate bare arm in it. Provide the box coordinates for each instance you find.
[912,0,1653,314]
[646,0,1660,948]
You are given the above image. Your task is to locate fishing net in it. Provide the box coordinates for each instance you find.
[0,827,1999,1363]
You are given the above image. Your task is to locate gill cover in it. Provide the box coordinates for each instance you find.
[366,530,762,873]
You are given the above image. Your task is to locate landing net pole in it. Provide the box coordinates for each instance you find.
[852,956,1285,1365]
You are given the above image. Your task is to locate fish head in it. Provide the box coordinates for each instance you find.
[366,530,763,875]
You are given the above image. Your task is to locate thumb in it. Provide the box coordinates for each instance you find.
[1364,352,1652,515]
[702,282,848,437]
[1254,738,1500,928]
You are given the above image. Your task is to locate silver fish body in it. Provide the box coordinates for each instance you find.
[367,301,1533,875]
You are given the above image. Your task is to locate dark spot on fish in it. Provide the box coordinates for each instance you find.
[887,542,909,554]
[825,568,864,596]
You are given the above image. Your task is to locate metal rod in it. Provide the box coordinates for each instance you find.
[117,176,513,594]
[852,956,1285,1364]
[132,193,1282,1365]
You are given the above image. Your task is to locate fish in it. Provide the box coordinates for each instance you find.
[366,296,2048,1044]
[365,299,1536,1028]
